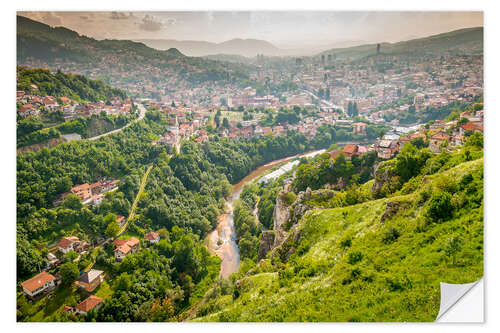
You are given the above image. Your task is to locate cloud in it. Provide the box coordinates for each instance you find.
[40,12,62,26]
[110,11,134,20]
[165,17,177,26]
[138,14,164,32]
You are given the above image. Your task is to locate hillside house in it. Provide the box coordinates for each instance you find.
[75,269,104,292]
[70,183,92,202]
[145,232,160,243]
[58,236,80,254]
[429,132,451,153]
[376,140,399,159]
[75,295,103,316]
[352,122,368,135]
[18,104,40,118]
[21,272,57,298]
[113,237,140,261]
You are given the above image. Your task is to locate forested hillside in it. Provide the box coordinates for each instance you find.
[17,67,127,102]
[17,15,252,87]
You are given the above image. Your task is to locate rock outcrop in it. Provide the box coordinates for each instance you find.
[380,200,411,224]
[257,230,275,260]
[371,160,397,195]
[272,184,293,247]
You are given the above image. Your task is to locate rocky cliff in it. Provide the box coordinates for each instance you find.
[258,184,316,262]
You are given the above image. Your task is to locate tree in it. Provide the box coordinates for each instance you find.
[63,250,78,263]
[62,193,82,210]
[17,235,45,280]
[444,236,462,265]
[105,221,120,238]
[426,191,453,222]
[222,118,230,129]
[59,262,79,285]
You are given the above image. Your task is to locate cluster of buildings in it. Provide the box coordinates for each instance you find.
[17,89,134,121]
[373,108,484,159]
[294,54,483,126]
[52,178,119,207]
[20,231,163,315]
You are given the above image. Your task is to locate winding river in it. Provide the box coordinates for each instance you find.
[208,149,325,278]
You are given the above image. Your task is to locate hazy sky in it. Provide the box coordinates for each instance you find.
[18,11,482,48]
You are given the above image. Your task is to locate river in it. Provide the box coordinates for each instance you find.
[207,149,326,278]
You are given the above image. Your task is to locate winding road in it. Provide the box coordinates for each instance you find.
[88,103,146,141]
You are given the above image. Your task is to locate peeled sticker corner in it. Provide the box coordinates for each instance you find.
[436,277,483,322]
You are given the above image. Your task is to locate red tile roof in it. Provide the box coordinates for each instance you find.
[58,236,79,249]
[76,295,103,313]
[343,144,358,155]
[145,232,159,241]
[71,183,90,193]
[21,272,56,293]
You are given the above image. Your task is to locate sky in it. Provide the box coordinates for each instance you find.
[18,11,483,48]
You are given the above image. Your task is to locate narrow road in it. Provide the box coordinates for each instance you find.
[84,164,153,272]
[118,164,153,236]
[88,103,146,141]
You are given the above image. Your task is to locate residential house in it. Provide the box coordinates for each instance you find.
[145,232,160,243]
[343,144,359,159]
[429,132,451,153]
[18,104,40,118]
[376,140,399,159]
[459,122,483,136]
[352,122,368,135]
[75,269,104,292]
[113,237,140,261]
[46,252,59,269]
[70,183,92,202]
[75,295,103,316]
[58,236,80,254]
[116,215,126,227]
[21,272,57,298]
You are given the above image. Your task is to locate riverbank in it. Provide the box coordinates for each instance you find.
[207,148,326,278]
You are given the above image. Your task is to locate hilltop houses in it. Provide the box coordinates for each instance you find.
[429,132,451,153]
[58,236,80,254]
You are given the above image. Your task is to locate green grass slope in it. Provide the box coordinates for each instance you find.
[193,157,483,322]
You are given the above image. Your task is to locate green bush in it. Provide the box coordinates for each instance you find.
[382,227,400,244]
[347,251,363,265]
[426,191,454,222]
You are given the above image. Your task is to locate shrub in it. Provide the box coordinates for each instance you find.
[347,251,363,265]
[444,236,462,265]
[426,191,453,222]
[282,192,297,206]
[339,235,352,249]
[382,227,400,244]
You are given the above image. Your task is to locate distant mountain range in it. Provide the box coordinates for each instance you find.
[136,38,282,57]
[138,27,482,60]
[16,15,252,87]
[316,27,483,60]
